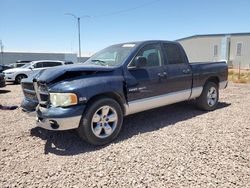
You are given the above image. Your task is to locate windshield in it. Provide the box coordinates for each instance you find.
[21,63,32,68]
[84,43,136,67]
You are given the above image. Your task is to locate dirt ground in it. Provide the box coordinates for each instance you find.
[0,83,249,188]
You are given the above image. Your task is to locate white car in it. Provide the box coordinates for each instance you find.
[3,60,73,84]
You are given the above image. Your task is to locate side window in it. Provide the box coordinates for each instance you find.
[131,44,162,67]
[34,62,43,68]
[213,45,218,57]
[236,43,242,56]
[65,61,73,65]
[43,62,62,67]
[163,43,185,64]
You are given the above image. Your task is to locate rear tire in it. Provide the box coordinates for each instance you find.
[196,82,219,111]
[15,74,27,84]
[77,97,123,145]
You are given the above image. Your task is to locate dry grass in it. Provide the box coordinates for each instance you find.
[228,69,250,84]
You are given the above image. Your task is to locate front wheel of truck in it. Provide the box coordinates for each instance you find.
[196,81,219,111]
[77,97,123,145]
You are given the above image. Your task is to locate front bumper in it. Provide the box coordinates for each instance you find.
[36,105,86,131]
[4,74,15,82]
[21,98,38,113]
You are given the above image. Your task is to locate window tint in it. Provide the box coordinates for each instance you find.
[43,62,62,67]
[163,43,185,64]
[131,44,162,67]
[65,61,73,65]
[34,62,43,68]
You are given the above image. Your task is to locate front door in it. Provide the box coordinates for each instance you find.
[126,43,166,102]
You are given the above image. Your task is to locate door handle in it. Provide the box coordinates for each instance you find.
[183,69,191,74]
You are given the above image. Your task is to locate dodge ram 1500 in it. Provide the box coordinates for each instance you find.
[21,40,228,145]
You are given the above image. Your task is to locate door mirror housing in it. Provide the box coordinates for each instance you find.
[135,56,147,68]
[29,65,34,70]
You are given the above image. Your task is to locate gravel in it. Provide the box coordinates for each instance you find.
[0,83,249,188]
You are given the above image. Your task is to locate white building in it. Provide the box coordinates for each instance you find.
[177,33,250,69]
[0,51,78,65]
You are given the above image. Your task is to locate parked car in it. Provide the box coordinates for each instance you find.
[3,60,71,84]
[0,73,6,88]
[21,40,228,145]
[0,64,12,73]
[15,60,32,68]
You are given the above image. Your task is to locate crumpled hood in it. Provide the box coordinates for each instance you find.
[35,64,115,83]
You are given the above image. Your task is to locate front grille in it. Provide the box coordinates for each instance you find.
[34,81,50,106]
[22,82,37,101]
[23,91,37,101]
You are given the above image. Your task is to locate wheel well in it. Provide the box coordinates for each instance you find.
[15,74,28,80]
[205,76,219,86]
[86,92,126,114]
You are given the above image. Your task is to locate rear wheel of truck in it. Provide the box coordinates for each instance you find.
[77,97,123,145]
[196,81,219,111]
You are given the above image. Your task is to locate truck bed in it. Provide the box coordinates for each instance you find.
[190,61,228,89]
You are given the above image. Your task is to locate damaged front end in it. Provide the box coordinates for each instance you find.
[21,81,39,116]
[20,64,116,130]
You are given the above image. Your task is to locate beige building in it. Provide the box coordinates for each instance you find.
[177,33,250,69]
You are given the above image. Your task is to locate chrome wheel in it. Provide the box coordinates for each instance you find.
[207,87,217,107]
[91,105,118,139]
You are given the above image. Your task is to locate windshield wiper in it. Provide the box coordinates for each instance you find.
[91,59,107,66]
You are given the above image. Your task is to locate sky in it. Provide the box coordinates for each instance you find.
[1,0,250,55]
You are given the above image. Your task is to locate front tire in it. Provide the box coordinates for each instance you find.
[196,82,219,111]
[15,74,27,84]
[77,97,123,145]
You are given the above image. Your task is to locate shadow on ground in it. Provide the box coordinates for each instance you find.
[30,102,231,156]
[0,89,11,94]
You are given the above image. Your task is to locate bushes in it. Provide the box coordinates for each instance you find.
[228,69,250,83]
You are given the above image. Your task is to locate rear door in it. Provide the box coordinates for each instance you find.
[162,42,192,94]
[126,43,166,101]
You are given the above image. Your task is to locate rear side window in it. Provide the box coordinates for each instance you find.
[163,43,185,64]
[43,62,62,67]
[65,61,74,65]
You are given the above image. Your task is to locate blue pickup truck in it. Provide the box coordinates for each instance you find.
[21,40,228,145]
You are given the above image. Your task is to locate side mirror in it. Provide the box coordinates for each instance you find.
[29,65,34,70]
[135,56,147,68]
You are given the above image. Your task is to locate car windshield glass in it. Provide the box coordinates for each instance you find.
[21,63,31,68]
[84,44,136,67]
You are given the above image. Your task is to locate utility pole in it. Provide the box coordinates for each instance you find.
[77,17,81,58]
[65,13,90,61]
[0,40,4,65]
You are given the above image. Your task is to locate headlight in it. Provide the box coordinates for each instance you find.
[5,72,14,74]
[50,93,78,107]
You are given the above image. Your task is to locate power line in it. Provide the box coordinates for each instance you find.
[93,0,161,18]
